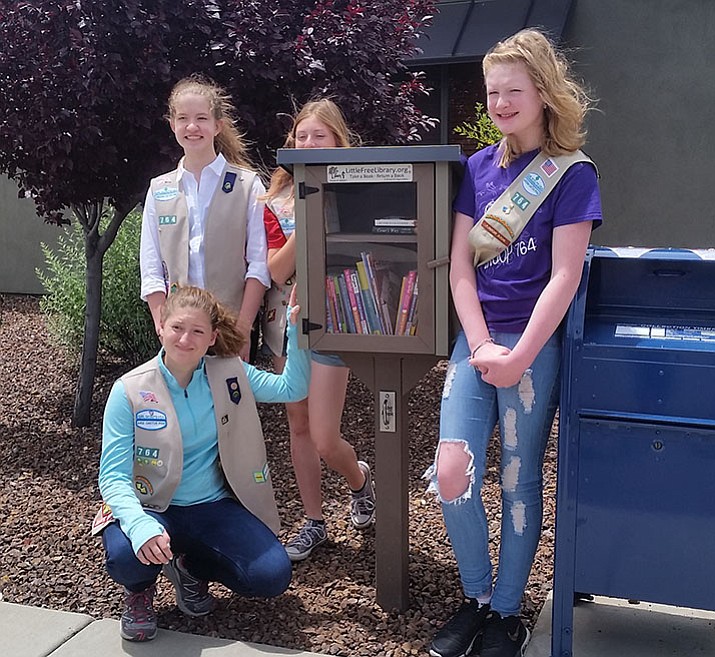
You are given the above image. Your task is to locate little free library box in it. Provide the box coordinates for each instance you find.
[278,145,462,610]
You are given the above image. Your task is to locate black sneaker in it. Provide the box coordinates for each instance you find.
[480,612,530,657]
[120,584,157,642]
[429,599,490,657]
[162,555,217,617]
[284,519,328,562]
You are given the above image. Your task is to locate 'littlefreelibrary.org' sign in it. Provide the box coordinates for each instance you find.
[327,163,413,183]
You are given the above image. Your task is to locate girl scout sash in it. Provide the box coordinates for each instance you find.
[468,150,594,267]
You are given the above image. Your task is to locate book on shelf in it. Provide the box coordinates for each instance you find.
[373,216,416,227]
[355,260,382,334]
[395,270,417,335]
[325,276,342,333]
[371,225,416,235]
[336,273,357,333]
[341,268,364,334]
[404,278,419,335]
[346,268,369,334]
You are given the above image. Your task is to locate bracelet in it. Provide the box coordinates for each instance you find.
[470,337,494,359]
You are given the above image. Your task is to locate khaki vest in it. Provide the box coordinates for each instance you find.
[121,355,280,534]
[150,164,256,311]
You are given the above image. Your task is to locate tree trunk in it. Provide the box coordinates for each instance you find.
[73,233,103,427]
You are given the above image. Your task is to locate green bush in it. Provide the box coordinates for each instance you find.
[454,102,503,151]
[37,208,156,365]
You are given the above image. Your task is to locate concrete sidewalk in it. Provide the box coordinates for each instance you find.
[5,594,715,657]
[525,593,715,657]
[0,601,323,657]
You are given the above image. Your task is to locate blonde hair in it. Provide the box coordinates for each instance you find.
[161,286,245,358]
[264,99,357,201]
[483,29,593,167]
[167,75,255,171]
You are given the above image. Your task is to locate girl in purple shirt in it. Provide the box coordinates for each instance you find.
[427,29,602,657]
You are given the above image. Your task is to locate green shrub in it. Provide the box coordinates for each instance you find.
[453,102,502,150]
[37,208,156,365]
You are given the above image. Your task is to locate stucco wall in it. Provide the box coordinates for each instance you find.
[564,0,715,248]
[0,175,67,294]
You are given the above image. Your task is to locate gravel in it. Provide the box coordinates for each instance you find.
[0,294,557,655]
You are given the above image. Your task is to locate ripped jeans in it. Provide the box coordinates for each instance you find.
[427,329,561,617]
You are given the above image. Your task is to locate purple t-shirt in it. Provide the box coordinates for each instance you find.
[454,144,602,332]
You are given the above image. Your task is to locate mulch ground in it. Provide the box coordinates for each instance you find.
[0,294,557,656]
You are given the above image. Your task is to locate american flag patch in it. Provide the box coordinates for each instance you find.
[139,390,159,403]
[540,158,558,177]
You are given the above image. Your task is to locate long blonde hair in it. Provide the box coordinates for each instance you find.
[264,98,357,201]
[167,75,255,171]
[161,286,245,357]
[483,29,593,167]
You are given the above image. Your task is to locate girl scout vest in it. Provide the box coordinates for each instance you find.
[120,355,280,534]
[150,164,256,311]
[261,189,295,356]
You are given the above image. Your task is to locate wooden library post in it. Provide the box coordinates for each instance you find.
[277,145,461,611]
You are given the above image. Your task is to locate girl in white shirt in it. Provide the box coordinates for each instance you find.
[140,75,270,361]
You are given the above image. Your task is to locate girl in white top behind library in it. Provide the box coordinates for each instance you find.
[427,29,603,657]
[140,75,270,361]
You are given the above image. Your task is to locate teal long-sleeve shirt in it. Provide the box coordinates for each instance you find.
[98,317,310,554]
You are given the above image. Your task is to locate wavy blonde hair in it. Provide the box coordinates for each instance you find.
[264,98,358,201]
[161,285,245,357]
[483,29,593,167]
[167,75,255,171]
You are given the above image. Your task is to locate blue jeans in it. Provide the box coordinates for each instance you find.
[427,330,561,617]
[102,498,291,597]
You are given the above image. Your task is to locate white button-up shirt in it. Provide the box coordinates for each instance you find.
[140,153,270,300]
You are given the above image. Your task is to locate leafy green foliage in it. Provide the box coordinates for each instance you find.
[454,102,502,150]
[37,210,156,364]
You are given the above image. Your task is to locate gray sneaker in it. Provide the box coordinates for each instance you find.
[120,584,157,642]
[162,555,216,617]
[284,519,328,562]
[350,461,376,529]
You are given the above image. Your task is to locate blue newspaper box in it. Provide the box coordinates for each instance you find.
[552,247,715,657]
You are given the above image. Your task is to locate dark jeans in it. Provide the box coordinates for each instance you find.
[102,498,291,597]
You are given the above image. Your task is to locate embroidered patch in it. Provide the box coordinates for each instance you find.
[253,462,270,484]
[136,446,161,466]
[135,409,167,431]
[134,475,154,496]
[522,172,545,196]
[226,377,241,404]
[139,390,159,403]
[511,192,530,211]
[90,502,115,536]
[222,171,237,193]
[158,215,177,225]
[221,414,229,425]
[540,158,559,177]
[154,186,179,202]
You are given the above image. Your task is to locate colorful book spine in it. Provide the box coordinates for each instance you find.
[404,278,419,335]
[342,269,364,333]
[364,251,395,334]
[347,268,369,334]
[395,270,417,335]
[332,274,348,333]
[336,273,356,333]
[325,276,340,333]
[356,260,382,334]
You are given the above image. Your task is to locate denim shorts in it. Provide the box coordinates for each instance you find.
[310,350,347,367]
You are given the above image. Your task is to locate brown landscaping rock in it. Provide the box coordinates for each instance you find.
[0,294,557,655]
